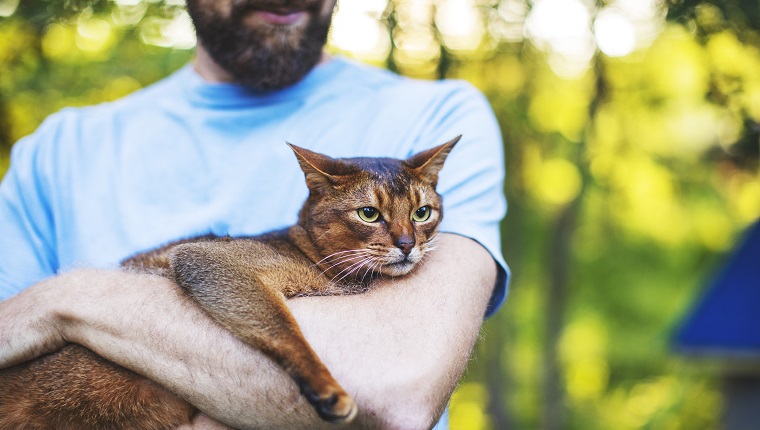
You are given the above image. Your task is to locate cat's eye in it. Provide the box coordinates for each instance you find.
[358,207,380,222]
[413,206,431,222]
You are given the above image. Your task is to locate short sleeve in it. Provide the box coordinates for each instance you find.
[413,82,509,317]
[0,116,62,299]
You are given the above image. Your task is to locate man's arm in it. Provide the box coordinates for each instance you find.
[0,233,495,429]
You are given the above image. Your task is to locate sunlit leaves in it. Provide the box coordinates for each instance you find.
[594,8,637,57]
[435,0,484,51]
[41,23,74,59]
[645,26,709,100]
[41,14,116,61]
[449,383,492,430]
[560,317,609,403]
[329,0,390,63]
[526,68,594,141]
[138,9,195,49]
[523,152,583,207]
[726,171,760,223]
[612,155,686,245]
[0,4,194,149]
[0,0,19,17]
[524,0,596,78]
[77,14,114,53]
[110,1,148,27]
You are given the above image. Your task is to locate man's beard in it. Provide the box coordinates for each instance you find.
[186,1,333,91]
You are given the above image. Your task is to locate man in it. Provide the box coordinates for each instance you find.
[0,0,508,428]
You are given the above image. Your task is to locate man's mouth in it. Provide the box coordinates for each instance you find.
[246,8,308,26]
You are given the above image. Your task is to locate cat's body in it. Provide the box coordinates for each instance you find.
[0,137,459,429]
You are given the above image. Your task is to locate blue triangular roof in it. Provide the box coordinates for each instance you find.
[674,220,760,357]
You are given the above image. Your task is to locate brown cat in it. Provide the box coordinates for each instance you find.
[0,136,460,429]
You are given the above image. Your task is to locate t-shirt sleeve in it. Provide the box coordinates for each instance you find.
[412,81,509,317]
[0,116,62,300]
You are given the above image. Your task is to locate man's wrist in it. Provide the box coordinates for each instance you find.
[45,269,91,345]
[45,268,149,346]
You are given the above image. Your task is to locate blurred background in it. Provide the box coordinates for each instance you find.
[1,0,759,428]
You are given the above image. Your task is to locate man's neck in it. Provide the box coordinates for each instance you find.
[193,45,235,83]
[192,45,332,84]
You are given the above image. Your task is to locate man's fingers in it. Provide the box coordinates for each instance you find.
[175,413,236,430]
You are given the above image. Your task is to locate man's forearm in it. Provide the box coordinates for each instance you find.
[292,234,497,427]
[0,233,496,429]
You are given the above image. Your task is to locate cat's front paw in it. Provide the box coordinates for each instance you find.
[300,383,358,423]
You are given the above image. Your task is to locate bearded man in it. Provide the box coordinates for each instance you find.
[0,0,508,428]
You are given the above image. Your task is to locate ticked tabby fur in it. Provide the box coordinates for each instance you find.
[0,136,460,429]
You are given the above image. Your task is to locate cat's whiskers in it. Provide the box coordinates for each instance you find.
[373,260,385,280]
[311,229,335,245]
[313,250,370,271]
[318,253,371,278]
[334,257,372,282]
[322,252,371,276]
[360,258,383,284]
[333,256,375,284]
[360,263,371,284]
[422,235,438,247]
[419,235,439,254]
[418,246,439,267]
[311,249,367,268]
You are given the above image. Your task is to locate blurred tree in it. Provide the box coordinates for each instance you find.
[667,0,760,171]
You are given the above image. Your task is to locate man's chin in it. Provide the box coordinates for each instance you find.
[189,1,331,91]
[222,47,321,90]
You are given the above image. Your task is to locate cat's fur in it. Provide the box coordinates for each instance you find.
[0,136,460,429]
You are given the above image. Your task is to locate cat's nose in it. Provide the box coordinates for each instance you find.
[395,236,415,255]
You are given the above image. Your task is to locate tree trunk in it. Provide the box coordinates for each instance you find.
[542,199,580,430]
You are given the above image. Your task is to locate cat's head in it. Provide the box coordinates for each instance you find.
[289,136,460,282]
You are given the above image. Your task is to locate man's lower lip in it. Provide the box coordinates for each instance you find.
[250,10,307,25]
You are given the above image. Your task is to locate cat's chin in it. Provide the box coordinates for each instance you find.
[382,261,416,277]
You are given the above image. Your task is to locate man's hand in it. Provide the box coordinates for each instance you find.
[177,413,235,430]
[0,233,497,429]
[0,277,68,367]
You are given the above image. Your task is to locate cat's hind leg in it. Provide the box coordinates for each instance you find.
[0,345,195,430]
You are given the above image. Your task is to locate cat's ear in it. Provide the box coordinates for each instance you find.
[287,143,347,192]
[405,135,461,186]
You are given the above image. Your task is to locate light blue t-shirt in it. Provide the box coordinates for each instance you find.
[0,56,508,426]
[0,56,508,306]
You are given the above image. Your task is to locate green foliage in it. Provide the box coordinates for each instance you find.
[0,2,192,152]
[2,1,758,429]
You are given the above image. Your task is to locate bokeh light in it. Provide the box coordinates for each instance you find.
[435,0,484,51]
[0,0,18,17]
[594,7,636,57]
[525,0,596,77]
[139,10,195,49]
[329,0,390,62]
